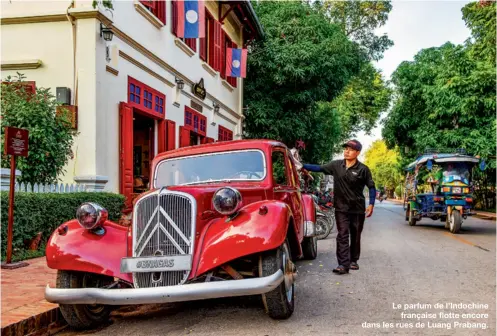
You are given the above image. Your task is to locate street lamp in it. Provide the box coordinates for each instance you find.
[213,102,220,113]
[175,77,185,90]
[100,23,114,41]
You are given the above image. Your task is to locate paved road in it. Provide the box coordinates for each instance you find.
[59,201,496,336]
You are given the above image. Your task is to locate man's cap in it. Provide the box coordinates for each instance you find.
[342,139,362,151]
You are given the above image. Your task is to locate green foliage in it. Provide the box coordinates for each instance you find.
[92,0,113,10]
[462,1,496,63]
[383,1,496,165]
[1,73,77,184]
[383,40,496,165]
[364,140,402,191]
[333,63,392,138]
[316,0,394,61]
[244,0,366,163]
[0,192,125,260]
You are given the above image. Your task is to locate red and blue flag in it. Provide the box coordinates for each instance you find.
[226,48,248,78]
[175,0,205,38]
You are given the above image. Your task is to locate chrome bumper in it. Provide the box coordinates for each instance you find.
[45,270,284,305]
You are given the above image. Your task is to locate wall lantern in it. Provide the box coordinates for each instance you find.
[175,77,185,90]
[100,23,114,41]
[213,102,220,113]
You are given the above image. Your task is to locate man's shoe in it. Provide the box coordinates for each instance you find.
[332,265,349,274]
[350,262,359,270]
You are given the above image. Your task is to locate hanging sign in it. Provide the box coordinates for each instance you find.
[192,78,206,100]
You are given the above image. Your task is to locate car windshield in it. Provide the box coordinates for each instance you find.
[154,150,266,187]
[442,162,470,184]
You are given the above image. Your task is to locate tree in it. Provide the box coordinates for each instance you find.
[316,0,393,61]
[315,0,393,142]
[244,0,366,163]
[462,1,496,63]
[332,63,391,139]
[1,73,77,184]
[364,140,402,195]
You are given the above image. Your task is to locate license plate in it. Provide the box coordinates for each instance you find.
[452,187,462,194]
[120,255,192,273]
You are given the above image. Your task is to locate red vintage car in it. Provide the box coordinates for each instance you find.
[45,140,319,329]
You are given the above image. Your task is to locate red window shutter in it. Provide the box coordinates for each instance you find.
[172,0,177,36]
[119,102,134,211]
[213,21,222,71]
[186,38,196,52]
[156,0,166,24]
[140,0,155,9]
[179,126,191,148]
[221,32,227,79]
[166,119,176,151]
[199,10,208,61]
[157,119,166,153]
[208,18,216,68]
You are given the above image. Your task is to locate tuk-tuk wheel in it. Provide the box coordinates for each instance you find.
[449,210,462,234]
[408,209,417,226]
[444,216,449,229]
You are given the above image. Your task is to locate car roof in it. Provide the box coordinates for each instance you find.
[153,139,287,163]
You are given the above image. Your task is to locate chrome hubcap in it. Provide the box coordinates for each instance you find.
[282,245,296,303]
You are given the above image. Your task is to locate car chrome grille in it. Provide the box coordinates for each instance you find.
[132,190,196,288]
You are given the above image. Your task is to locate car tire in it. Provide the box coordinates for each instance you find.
[57,270,113,330]
[449,210,462,234]
[302,235,318,260]
[260,240,295,320]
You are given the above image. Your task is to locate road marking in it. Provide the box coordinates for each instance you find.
[443,232,490,251]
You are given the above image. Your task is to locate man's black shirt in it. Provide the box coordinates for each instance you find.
[320,160,375,214]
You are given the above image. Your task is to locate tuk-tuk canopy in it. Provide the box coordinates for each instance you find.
[405,153,479,172]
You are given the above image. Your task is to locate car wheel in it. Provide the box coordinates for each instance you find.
[57,270,113,330]
[302,234,318,260]
[260,240,295,320]
[449,210,462,234]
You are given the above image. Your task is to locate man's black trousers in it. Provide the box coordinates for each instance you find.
[335,211,365,269]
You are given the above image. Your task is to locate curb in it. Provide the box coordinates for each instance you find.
[1,308,67,336]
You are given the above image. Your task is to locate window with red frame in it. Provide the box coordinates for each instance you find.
[171,0,196,52]
[218,125,233,142]
[128,77,165,118]
[140,0,166,24]
[184,107,206,137]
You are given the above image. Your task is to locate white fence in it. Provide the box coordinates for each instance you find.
[14,182,91,193]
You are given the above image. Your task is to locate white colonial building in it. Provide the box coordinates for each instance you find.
[1,0,263,202]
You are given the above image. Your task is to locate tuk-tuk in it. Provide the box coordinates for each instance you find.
[403,150,484,234]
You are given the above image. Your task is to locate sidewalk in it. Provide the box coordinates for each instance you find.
[387,198,496,220]
[1,257,67,336]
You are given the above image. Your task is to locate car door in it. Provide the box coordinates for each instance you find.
[271,147,304,240]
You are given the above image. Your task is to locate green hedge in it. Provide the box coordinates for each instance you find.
[1,192,125,260]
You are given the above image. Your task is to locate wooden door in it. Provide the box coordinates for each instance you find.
[119,102,134,212]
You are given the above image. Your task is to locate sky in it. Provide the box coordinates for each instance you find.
[338,0,473,160]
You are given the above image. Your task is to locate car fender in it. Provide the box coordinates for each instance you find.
[46,219,132,283]
[193,200,293,277]
[301,194,316,223]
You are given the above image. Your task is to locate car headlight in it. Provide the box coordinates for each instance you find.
[76,202,108,230]
[212,187,242,216]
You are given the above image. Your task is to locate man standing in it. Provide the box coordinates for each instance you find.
[302,140,376,275]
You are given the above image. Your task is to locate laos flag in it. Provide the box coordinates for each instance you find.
[226,48,248,78]
[175,0,205,38]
